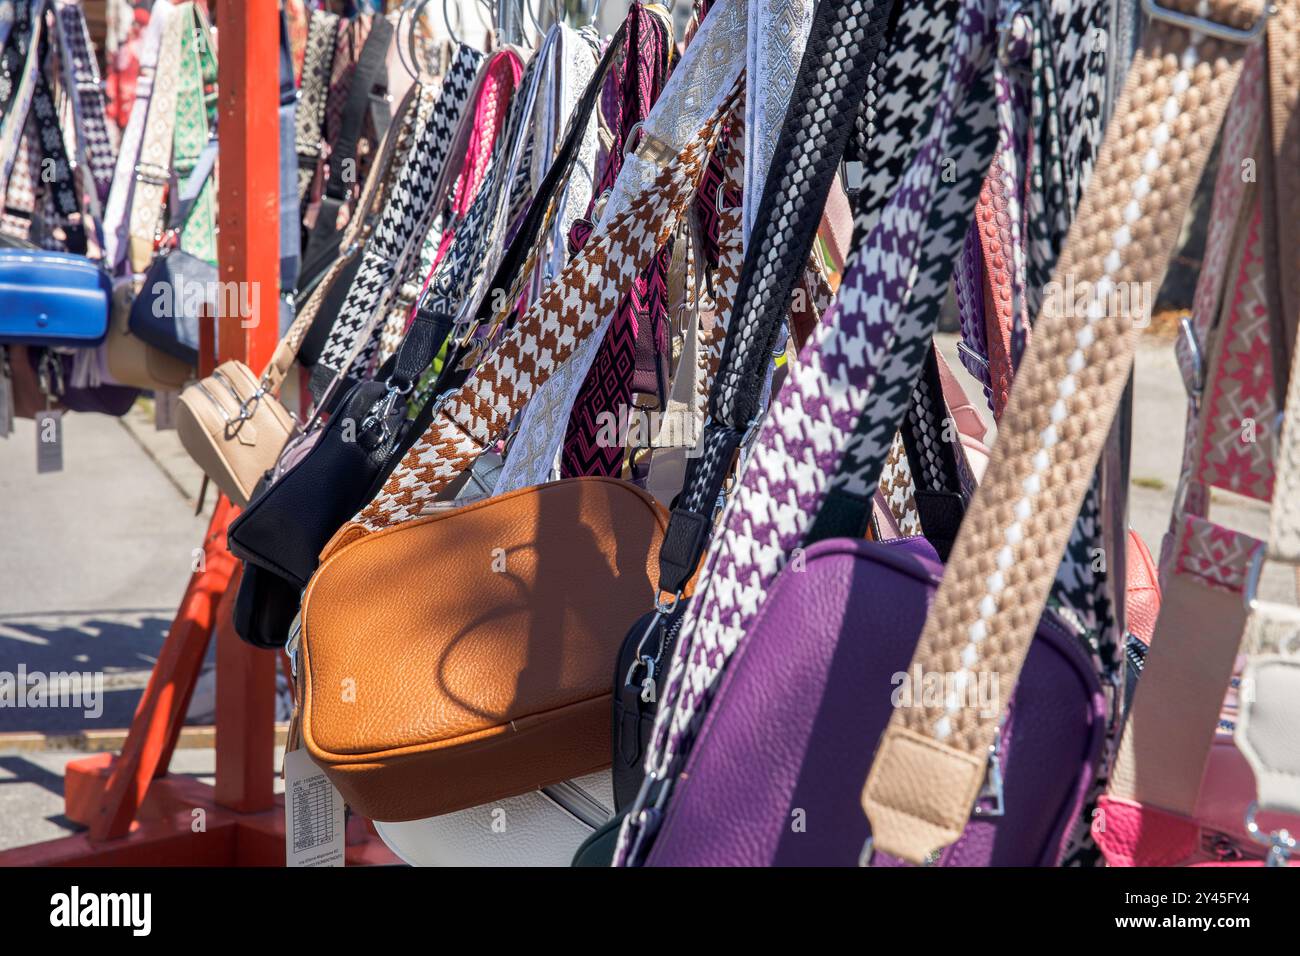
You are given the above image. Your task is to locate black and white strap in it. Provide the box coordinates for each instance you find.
[309,45,482,404]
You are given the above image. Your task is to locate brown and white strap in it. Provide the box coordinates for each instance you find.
[860,0,1273,865]
[329,0,749,544]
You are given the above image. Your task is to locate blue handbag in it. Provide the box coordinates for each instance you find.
[0,239,112,348]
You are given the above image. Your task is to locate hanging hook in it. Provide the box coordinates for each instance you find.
[398,0,439,82]
[526,0,546,38]
[443,0,466,47]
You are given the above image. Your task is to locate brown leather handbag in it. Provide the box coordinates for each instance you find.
[296,477,667,822]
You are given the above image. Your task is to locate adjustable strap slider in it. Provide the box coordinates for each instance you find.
[134,161,170,186]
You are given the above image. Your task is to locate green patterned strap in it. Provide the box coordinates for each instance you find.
[174,5,218,263]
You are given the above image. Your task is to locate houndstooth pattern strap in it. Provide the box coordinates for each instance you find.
[276,84,427,385]
[646,0,900,605]
[345,99,737,535]
[488,29,605,494]
[297,9,340,203]
[309,46,481,400]
[861,0,1270,865]
[318,76,447,387]
[616,0,997,867]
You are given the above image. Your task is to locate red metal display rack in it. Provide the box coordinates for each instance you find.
[0,0,396,867]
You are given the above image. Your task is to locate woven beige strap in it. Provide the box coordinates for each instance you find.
[861,0,1271,865]
[127,4,189,273]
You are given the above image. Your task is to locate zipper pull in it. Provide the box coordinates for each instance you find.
[972,725,1005,817]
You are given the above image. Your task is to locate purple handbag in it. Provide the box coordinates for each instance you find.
[641,535,1106,866]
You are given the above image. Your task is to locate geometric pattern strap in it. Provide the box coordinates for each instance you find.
[743,0,815,241]
[1235,0,1300,828]
[1263,1,1300,559]
[862,0,1271,865]
[1164,42,1263,556]
[53,0,116,209]
[296,9,340,202]
[127,3,188,273]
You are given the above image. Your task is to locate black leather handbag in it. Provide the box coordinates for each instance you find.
[227,370,418,589]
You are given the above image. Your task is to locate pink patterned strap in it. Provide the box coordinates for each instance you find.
[410,49,522,313]
[560,5,674,479]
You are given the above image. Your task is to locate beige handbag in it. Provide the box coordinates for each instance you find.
[105,280,193,391]
[176,324,302,507]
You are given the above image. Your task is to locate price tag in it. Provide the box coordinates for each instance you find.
[283,747,345,867]
[154,390,178,430]
[35,409,63,473]
[0,361,13,438]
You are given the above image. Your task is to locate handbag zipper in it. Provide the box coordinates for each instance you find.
[627,605,687,705]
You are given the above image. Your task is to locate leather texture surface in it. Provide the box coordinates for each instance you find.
[1096,746,1300,865]
[105,280,194,390]
[645,536,1105,866]
[300,477,667,821]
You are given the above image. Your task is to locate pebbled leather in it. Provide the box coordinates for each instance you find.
[298,477,668,822]
[643,537,1104,866]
